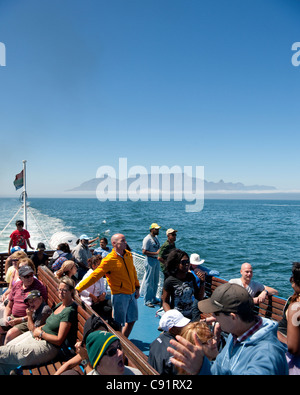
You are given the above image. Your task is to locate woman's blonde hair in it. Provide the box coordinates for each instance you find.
[59,276,76,298]
[177,321,214,375]
[56,260,76,279]
[18,257,36,274]
[180,321,213,344]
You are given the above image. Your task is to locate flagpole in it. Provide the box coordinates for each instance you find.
[23,160,27,229]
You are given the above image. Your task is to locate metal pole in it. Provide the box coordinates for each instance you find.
[23,160,27,229]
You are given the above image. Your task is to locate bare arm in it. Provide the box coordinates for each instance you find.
[33,321,72,347]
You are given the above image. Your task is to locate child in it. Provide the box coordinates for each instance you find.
[8,220,34,254]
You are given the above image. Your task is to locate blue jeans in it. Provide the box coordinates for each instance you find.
[142,257,160,304]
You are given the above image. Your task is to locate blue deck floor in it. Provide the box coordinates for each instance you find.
[129,296,162,356]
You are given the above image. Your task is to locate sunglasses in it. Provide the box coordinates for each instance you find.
[180,259,190,266]
[104,342,122,357]
[21,273,34,279]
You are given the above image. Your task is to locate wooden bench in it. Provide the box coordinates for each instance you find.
[21,265,158,375]
[203,275,286,322]
[0,250,55,289]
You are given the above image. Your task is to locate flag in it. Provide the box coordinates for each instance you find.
[13,170,24,190]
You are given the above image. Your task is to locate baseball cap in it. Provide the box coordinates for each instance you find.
[166,228,177,235]
[198,283,253,314]
[149,223,161,230]
[159,309,190,331]
[18,265,34,277]
[24,290,41,303]
[79,234,89,240]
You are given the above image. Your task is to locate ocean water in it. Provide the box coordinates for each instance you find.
[1,197,300,300]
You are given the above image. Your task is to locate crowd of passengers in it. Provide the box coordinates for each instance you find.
[0,226,299,375]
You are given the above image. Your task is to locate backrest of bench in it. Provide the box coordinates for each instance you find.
[0,250,55,286]
[204,275,286,322]
[37,265,158,375]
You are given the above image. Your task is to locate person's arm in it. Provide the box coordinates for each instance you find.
[26,238,34,250]
[264,285,278,296]
[54,353,83,375]
[76,262,106,293]
[286,302,300,355]
[8,238,13,255]
[26,308,35,332]
[161,288,171,312]
[33,321,72,347]
[3,300,13,323]
[167,334,206,375]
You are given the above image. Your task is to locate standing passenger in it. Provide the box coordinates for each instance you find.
[142,223,161,308]
[76,233,140,338]
[158,228,177,277]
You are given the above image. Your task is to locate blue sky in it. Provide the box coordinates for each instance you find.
[0,0,300,197]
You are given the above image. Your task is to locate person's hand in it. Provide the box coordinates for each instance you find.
[167,333,205,375]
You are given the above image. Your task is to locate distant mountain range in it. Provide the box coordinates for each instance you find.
[68,175,276,193]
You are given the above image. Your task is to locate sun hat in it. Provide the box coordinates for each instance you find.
[190,253,205,265]
[159,309,190,331]
[86,330,119,368]
[149,223,161,230]
[198,283,253,314]
[18,265,34,277]
[166,228,177,235]
[24,290,41,303]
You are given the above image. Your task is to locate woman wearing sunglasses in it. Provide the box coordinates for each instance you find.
[162,249,203,320]
[86,331,142,375]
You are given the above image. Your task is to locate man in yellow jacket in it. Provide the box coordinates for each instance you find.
[76,233,140,337]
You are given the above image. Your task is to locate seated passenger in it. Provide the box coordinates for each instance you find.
[93,237,111,258]
[77,256,112,322]
[55,260,78,284]
[148,309,190,375]
[85,330,142,375]
[176,321,219,374]
[0,264,47,344]
[277,262,300,375]
[229,262,278,304]
[55,314,108,375]
[0,277,78,375]
[162,249,203,320]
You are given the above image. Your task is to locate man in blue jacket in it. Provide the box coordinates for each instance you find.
[167,283,288,375]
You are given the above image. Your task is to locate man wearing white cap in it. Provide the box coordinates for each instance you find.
[142,223,161,307]
[158,228,177,277]
[71,234,92,280]
[148,309,190,375]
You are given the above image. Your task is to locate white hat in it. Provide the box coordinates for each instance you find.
[79,234,89,240]
[166,228,177,235]
[190,253,205,265]
[159,309,190,331]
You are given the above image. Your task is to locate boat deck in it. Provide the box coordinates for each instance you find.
[129,297,162,356]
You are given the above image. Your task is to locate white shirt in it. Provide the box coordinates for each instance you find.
[229,278,265,297]
[78,268,106,306]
